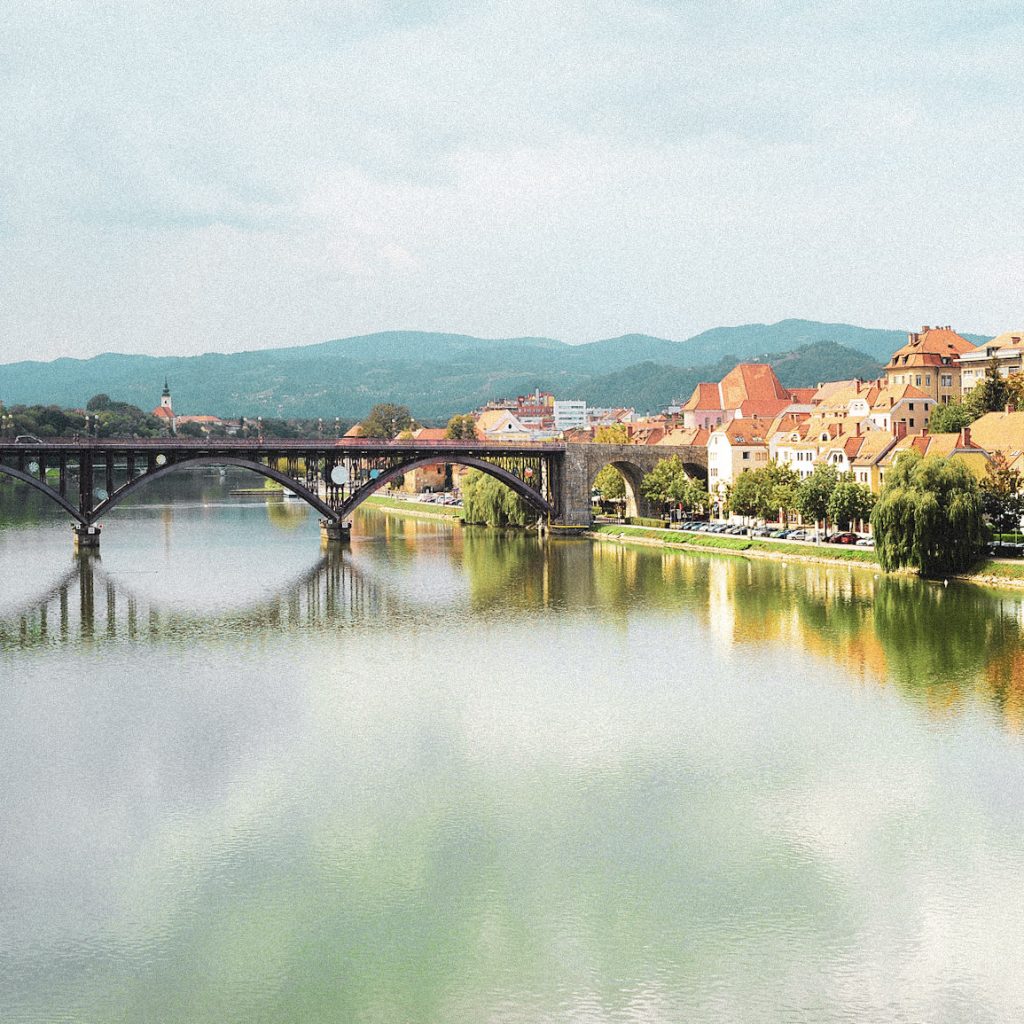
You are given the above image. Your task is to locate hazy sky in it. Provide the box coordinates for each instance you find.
[1,1,1021,363]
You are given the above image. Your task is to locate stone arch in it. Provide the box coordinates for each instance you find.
[338,455,553,520]
[587,458,649,519]
[87,456,339,523]
[0,463,88,524]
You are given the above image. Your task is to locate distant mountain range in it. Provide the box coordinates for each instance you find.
[0,320,990,421]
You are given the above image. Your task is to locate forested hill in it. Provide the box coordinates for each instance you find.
[0,320,981,420]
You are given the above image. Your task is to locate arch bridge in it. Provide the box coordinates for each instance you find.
[0,437,706,548]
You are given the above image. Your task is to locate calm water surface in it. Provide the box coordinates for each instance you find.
[2,475,1024,1023]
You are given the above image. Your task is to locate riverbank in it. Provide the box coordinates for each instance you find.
[586,523,1024,591]
[363,494,463,520]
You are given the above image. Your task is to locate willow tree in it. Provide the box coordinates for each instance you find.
[871,451,986,576]
[461,470,533,526]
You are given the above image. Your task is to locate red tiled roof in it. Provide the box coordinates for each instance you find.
[886,326,976,369]
[787,388,818,404]
[736,398,791,418]
[681,381,722,412]
[720,363,789,408]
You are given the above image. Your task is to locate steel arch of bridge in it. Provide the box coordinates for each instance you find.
[336,454,553,520]
[88,456,338,522]
[0,463,89,524]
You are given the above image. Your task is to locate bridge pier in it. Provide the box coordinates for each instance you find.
[320,519,350,545]
[73,524,101,551]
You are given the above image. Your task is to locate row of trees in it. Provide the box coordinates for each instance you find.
[726,462,874,531]
[0,397,164,439]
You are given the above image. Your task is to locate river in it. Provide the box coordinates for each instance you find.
[2,473,1024,1023]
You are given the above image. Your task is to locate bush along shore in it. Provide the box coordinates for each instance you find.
[587,522,1024,591]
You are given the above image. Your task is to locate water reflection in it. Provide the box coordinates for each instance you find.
[3,508,1024,733]
[6,494,1024,1022]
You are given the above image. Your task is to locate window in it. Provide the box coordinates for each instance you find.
[926,375,931,386]
[909,403,914,410]
[941,374,952,387]
[742,451,750,460]
[909,418,915,427]
[915,375,922,386]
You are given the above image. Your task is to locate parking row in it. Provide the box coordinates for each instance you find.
[667,520,875,547]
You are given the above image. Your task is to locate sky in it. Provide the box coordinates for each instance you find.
[1,0,1021,363]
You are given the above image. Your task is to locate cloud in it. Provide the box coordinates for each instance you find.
[0,0,1021,361]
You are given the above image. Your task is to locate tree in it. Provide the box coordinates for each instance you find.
[640,456,691,506]
[594,424,629,444]
[681,479,710,515]
[461,470,533,526]
[445,414,477,440]
[827,478,875,530]
[795,463,839,529]
[929,398,974,434]
[964,358,1009,418]
[770,481,799,524]
[726,470,761,520]
[980,452,1024,544]
[593,464,626,502]
[86,394,112,412]
[360,403,413,439]
[871,451,987,576]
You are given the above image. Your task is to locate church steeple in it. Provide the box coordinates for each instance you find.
[160,379,172,411]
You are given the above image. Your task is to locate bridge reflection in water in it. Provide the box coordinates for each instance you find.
[0,549,397,649]
[4,501,1024,733]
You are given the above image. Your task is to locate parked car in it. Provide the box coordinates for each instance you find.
[14,434,43,444]
[855,536,875,547]
[787,529,809,541]
[750,526,774,537]
[828,532,858,545]
[770,529,791,538]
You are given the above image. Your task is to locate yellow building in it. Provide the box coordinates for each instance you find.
[884,325,976,405]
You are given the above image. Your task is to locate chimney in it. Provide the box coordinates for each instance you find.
[963,426,972,447]
[922,325,930,332]
[855,379,861,394]
[1007,404,1016,415]
[920,427,928,437]
[855,421,861,437]
[896,422,907,439]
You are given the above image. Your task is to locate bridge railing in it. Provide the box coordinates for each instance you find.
[0,437,569,452]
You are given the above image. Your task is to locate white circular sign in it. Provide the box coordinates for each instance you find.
[28,462,39,475]
[94,488,108,502]
[369,468,381,479]
[156,454,168,466]
[330,466,350,485]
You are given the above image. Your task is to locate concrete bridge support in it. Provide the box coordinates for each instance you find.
[319,519,351,545]
[73,525,101,551]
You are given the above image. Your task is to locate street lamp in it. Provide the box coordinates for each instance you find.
[257,416,264,443]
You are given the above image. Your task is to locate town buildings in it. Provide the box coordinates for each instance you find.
[883,325,976,405]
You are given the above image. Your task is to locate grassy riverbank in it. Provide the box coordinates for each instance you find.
[589,523,1024,591]
[588,523,880,565]
[363,494,463,520]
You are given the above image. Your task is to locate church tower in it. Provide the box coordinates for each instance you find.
[152,379,176,432]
